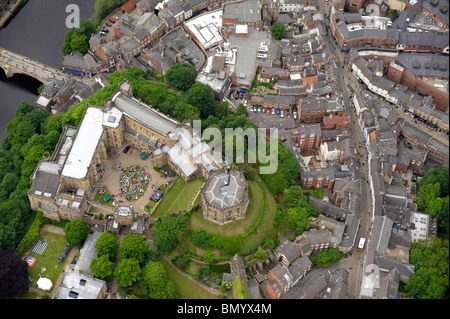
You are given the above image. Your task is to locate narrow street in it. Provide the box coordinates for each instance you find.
[320,2,372,298]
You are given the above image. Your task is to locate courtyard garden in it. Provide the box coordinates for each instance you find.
[25,231,70,291]
[119,165,150,201]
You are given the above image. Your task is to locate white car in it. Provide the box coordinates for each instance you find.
[281,111,285,118]
[244,99,248,106]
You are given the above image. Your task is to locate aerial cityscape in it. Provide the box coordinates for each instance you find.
[0,0,448,306]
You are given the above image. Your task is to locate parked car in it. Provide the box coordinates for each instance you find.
[123,146,130,153]
[101,28,109,33]
[108,18,115,24]
[276,108,280,115]
[261,107,266,113]
[293,112,298,120]
[235,91,239,99]
[230,92,234,99]
[267,107,271,115]
[281,110,285,118]
[271,108,275,115]
[244,99,248,106]
[106,22,112,27]
[240,93,244,99]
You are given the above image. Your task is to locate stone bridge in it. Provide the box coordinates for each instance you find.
[0,47,70,83]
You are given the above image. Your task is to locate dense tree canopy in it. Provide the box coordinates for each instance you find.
[186,82,216,118]
[118,234,147,264]
[406,236,449,299]
[95,231,119,260]
[64,219,90,246]
[165,63,197,91]
[114,258,142,288]
[153,212,190,253]
[271,22,286,40]
[90,254,115,280]
[0,248,29,298]
[141,261,178,299]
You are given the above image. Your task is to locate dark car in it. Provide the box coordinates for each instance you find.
[240,93,244,99]
[101,28,108,33]
[276,108,280,115]
[106,22,112,27]
[123,146,130,153]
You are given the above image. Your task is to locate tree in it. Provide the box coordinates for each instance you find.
[417,167,449,197]
[115,258,142,288]
[235,104,248,116]
[191,229,213,248]
[153,212,190,253]
[141,261,178,299]
[438,197,449,239]
[254,246,268,260]
[64,219,90,246]
[202,251,215,264]
[416,182,441,216]
[287,206,310,235]
[326,248,341,264]
[118,234,147,264]
[15,102,35,116]
[144,240,160,262]
[0,248,29,298]
[314,251,331,267]
[186,82,216,119]
[165,63,197,91]
[90,254,115,280]
[0,173,20,200]
[70,34,89,54]
[95,232,119,260]
[271,22,286,40]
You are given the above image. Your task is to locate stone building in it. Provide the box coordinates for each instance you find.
[29,80,224,224]
[200,166,249,225]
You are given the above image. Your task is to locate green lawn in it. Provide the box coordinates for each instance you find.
[181,178,277,259]
[160,257,219,299]
[26,231,69,290]
[152,178,204,217]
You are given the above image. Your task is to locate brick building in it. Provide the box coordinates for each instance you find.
[292,124,322,151]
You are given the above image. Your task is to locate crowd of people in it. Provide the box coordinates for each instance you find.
[119,165,150,201]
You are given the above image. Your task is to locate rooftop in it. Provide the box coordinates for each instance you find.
[201,167,248,210]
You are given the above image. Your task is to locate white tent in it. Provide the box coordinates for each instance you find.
[37,278,53,291]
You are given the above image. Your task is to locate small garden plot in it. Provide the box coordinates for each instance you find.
[119,165,150,201]
[26,231,69,290]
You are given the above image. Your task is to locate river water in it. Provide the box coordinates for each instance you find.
[0,0,95,141]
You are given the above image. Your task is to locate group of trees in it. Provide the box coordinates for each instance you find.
[190,229,242,255]
[310,248,341,267]
[416,167,449,239]
[405,236,449,299]
[0,102,62,250]
[61,20,96,55]
[270,22,286,40]
[88,231,177,298]
[61,0,126,56]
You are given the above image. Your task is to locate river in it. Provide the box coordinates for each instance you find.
[0,0,95,142]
